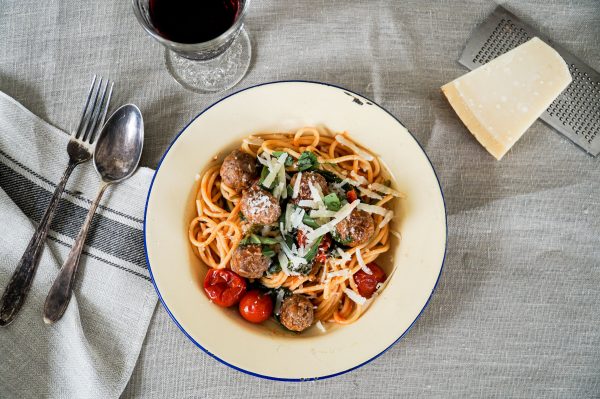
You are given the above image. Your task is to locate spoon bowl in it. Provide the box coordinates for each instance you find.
[94,104,144,183]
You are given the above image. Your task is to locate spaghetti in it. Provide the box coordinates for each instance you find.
[189,127,403,331]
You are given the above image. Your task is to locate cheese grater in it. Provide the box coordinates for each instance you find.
[459,6,600,157]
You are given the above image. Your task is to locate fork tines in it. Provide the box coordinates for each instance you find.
[74,75,114,144]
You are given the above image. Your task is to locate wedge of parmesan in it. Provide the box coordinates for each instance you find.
[441,37,572,160]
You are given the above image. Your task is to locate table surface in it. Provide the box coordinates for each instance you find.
[1,0,599,397]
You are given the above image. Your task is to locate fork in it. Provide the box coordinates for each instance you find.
[0,76,113,327]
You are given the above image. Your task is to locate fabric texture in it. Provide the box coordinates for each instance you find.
[0,91,156,398]
[0,0,599,398]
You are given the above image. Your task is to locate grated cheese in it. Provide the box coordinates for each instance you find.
[283,203,294,233]
[262,153,287,188]
[369,182,405,198]
[278,251,292,276]
[356,247,372,275]
[335,135,374,161]
[390,230,402,240]
[306,200,360,241]
[274,290,285,315]
[358,186,383,200]
[327,269,350,278]
[350,170,368,185]
[378,210,394,228]
[298,200,318,209]
[309,209,337,218]
[344,288,367,305]
[357,203,388,216]
[292,171,302,199]
[336,248,352,262]
[290,207,306,229]
[308,182,323,204]
[315,321,327,333]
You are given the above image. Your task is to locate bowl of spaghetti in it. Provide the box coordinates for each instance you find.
[144,81,446,380]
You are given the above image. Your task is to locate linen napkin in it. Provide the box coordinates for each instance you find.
[0,91,157,399]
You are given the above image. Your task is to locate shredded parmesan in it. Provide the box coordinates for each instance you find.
[298,200,318,209]
[290,207,306,229]
[390,230,402,240]
[378,210,394,228]
[336,248,352,262]
[292,171,302,199]
[278,251,292,276]
[262,153,287,188]
[335,135,374,161]
[358,186,383,200]
[284,203,294,233]
[274,290,285,315]
[357,203,388,216]
[306,200,360,241]
[315,321,326,333]
[308,182,323,204]
[344,288,367,305]
[309,209,337,218]
[356,248,372,275]
[369,182,405,198]
[327,269,350,278]
[350,170,368,185]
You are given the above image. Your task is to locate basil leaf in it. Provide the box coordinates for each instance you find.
[315,169,343,184]
[258,236,279,245]
[249,234,262,245]
[297,151,318,171]
[262,247,276,258]
[272,151,293,167]
[302,214,320,229]
[287,184,294,197]
[266,261,282,275]
[304,236,324,263]
[258,165,277,190]
[323,193,341,211]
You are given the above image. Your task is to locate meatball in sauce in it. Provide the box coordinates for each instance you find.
[220,149,257,192]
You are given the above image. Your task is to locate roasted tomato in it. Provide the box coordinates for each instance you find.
[296,229,307,248]
[315,234,331,263]
[346,189,358,203]
[203,268,247,307]
[239,290,274,323]
[353,262,387,299]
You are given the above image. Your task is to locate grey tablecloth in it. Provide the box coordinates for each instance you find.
[1,0,599,397]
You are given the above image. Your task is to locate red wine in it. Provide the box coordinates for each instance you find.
[149,0,239,44]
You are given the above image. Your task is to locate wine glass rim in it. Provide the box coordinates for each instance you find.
[132,0,251,50]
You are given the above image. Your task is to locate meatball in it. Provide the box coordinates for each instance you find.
[289,172,329,205]
[230,244,270,279]
[279,294,314,332]
[220,149,257,192]
[241,184,281,225]
[334,209,375,247]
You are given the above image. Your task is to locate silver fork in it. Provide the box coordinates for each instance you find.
[0,76,113,327]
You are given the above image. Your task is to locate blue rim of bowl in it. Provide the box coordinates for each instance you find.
[143,80,448,382]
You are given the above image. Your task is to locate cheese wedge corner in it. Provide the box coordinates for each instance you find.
[442,37,572,160]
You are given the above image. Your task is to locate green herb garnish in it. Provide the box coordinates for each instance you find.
[302,214,320,229]
[286,184,294,197]
[323,193,341,211]
[315,169,343,184]
[272,151,293,167]
[262,247,276,258]
[297,151,319,171]
[304,235,324,263]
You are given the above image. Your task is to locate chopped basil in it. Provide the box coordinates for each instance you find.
[304,236,324,263]
[258,165,272,190]
[302,214,320,229]
[272,151,294,167]
[249,234,262,245]
[262,247,276,258]
[286,184,294,197]
[331,229,352,245]
[257,236,279,245]
[315,169,343,183]
[323,193,341,211]
[297,151,319,171]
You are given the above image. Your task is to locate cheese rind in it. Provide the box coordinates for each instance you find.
[442,37,572,160]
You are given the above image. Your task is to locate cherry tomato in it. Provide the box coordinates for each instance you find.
[296,229,307,248]
[238,290,273,323]
[346,189,358,203]
[315,234,331,263]
[353,262,387,298]
[203,268,247,307]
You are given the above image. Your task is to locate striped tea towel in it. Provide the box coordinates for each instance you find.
[0,91,157,399]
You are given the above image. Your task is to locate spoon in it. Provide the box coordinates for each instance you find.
[43,104,143,324]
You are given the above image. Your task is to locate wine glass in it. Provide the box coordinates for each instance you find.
[132,0,251,93]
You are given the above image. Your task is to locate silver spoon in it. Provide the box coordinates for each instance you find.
[42,104,144,324]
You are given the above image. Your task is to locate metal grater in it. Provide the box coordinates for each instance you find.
[459,6,600,157]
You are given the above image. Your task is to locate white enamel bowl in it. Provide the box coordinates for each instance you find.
[144,81,447,381]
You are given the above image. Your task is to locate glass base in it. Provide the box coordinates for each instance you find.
[165,28,251,94]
